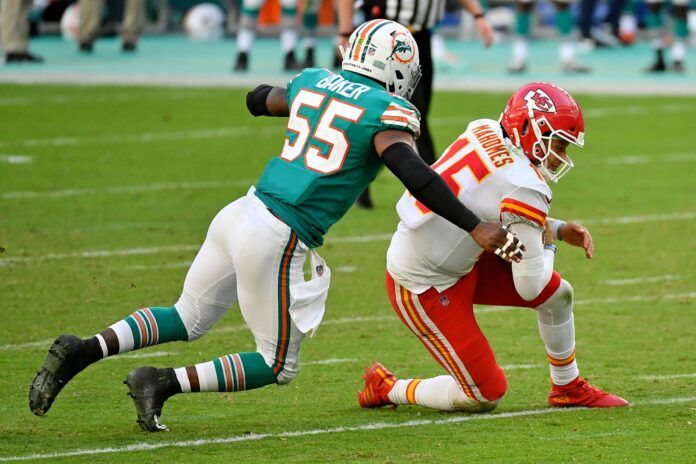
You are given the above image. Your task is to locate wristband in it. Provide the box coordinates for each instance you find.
[544,243,557,254]
[556,221,565,241]
[473,12,485,19]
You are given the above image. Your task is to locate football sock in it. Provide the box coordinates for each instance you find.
[512,38,528,63]
[535,280,579,386]
[515,11,531,36]
[174,352,277,392]
[556,8,573,36]
[280,9,298,53]
[671,41,686,62]
[388,375,484,412]
[559,41,575,63]
[237,13,257,53]
[673,12,688,39]
[93,306,188,358]
[646,8,664,49]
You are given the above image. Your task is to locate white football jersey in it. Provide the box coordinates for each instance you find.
[387,119,552,294]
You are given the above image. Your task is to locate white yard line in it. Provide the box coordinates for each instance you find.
[0,91,216,107]
[640,373,696,381]
[602,275,682,286]
[304,358,357,366]
[574,292,695,306]
[2,179,253,200]
[0,155,32,164]
[1,396,693,462]
[574,211,696,225]
[103,351,174,361]
[603,153,694,165]
[1,211,694,267]
[501,364,540,370]
[0,127,253,149]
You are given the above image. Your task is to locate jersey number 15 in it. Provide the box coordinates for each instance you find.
[281,89,365,174]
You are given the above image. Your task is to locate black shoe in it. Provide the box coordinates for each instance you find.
[303,47,315,68]
[79,42,93,53]
[125,367,179,432]
[234,51,248,72]
[29,334,91,416]
[673,60,685,73]
[4,51,43,63]
[122,41,137,53]
[645,50,666,73]
[356,188,374,209]
[284,51,300,71]
[507,60,527,74]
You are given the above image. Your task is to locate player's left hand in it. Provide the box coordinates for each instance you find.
[560,222,594,259]
[475,17,494,48]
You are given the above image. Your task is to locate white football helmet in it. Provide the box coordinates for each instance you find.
[341,19,422,99]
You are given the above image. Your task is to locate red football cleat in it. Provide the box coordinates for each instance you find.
[548,377,629,408]
[357,362,397,408]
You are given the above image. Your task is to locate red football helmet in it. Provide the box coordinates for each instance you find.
[500,82,585,182]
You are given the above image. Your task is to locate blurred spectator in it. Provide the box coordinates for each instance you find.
[578,0,625,48]
[300,0,320,67]
[78,0,146,52]
[644,0,690,72]
[234,0,300,71]
[509,0,590,73]
[1,0,44,62]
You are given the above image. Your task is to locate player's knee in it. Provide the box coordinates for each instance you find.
[174,291,227,341]
[536,279,573,324]
[275,364,299,385]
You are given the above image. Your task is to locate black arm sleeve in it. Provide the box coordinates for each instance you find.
[381,142,482,233]
[246,84,274,117]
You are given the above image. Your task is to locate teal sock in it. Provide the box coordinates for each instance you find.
[515,12,531,36]
[174,352,277,392]
[96,306,188,356]
[673,17,688,39]
[556,9,573,36]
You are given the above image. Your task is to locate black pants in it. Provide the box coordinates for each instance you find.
[410,29,436,165]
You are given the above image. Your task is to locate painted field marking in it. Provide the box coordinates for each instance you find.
[0,91,218,107]
[501,364,540,370]
[304,358,357,366]
[604,153,694,165]
[0,155,32,164]
[602,275,682,286]
[640,373,696,381]
[2,211,694,268]
[1,396,693,462]
[123,261,193,271]
[335,265,358,273]
[104,351,174,361]
[2,179,253,200]
[0,127,254,149]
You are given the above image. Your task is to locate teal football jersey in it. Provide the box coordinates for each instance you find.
[255,68,421,248]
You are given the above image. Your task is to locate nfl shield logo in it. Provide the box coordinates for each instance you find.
[439,295,450,306]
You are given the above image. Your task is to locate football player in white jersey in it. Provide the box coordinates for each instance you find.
[358,82,628,412]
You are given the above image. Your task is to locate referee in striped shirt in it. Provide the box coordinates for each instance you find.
[338,0,493,208]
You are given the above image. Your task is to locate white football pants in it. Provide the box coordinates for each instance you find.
[174,187,311,384]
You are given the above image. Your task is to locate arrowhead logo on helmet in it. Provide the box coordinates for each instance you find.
[523,89,557,113]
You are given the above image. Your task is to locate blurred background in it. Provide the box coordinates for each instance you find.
[1,0,695,92]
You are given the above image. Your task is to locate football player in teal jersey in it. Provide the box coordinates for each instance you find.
[29,20,523,432]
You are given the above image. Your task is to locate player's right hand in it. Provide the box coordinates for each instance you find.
[470,222,525,263]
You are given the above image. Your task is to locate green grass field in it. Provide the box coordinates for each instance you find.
[1,84,694,463]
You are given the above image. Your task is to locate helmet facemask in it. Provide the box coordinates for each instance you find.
[385,59,422,100]
[527,105,584,183]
